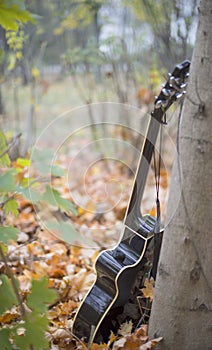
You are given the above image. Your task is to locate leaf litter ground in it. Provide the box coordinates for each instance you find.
[1,132,171,349]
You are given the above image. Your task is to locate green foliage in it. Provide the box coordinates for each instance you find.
[16,185,42,203]
[0,277,57,350]
[0,328,13,350]
[0,169,16,192]
[6,27,26,70]
[0,130,77,237]
[54,0,103,34]
[0,0,33,31]
[0,225,20,244]
[3,198,19,216]
[26,278,57,313]
[12,278,57,350]
[0,128,78,348]
[0,274,19,314]
[42,185,77,214]
[46,219,97,247]
[14,312,50,350]
[31,147,65,177]
[62,39,103,76]
[0,0,33,77]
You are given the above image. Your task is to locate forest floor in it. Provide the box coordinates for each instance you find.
[1,76,179,349]
[2,142,170,350]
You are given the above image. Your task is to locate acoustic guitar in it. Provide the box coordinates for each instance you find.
[72,60,190,344]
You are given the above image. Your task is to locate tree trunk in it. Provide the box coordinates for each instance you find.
[148,0,212,349]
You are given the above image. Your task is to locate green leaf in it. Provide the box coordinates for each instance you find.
[0,328,13,350]
[0,170,16,192]
[42,185,77,214]
[27,278,57,313]
[14,311,49,350]
[0,130,10,166]
[15,185,42,203]
[31,147,54,162]
[46,219,97,247]
[0,225,20,244]
[0,274,19,314]
[0,2,33,31]
[31,147,65,176]
[51,164,65,177]
[3,198,19,216]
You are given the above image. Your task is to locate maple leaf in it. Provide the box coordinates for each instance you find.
[141,278,154,301]
[26,277,57,313]
[0,328,13,350]
[0,225,20,244]
[118,320,133,336]
[0,274,19,314]
[13,311,49,350]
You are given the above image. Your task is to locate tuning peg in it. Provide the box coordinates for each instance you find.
[175,92,183,99]
[162,88,171,97]
[155,100,162,108]
[161,99,168,107]
[179,82,187,89]
[169,75,175,84]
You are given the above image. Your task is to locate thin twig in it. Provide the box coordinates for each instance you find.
[0,132,22,160]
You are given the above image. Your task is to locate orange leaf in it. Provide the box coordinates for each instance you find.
[90,343,108,349]
[141,278,154,301]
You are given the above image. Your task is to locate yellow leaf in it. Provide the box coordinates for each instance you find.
[16,51,22,60]
[8,53,16,70]
[90,343,108,349]
[31,66,40,79]
[77,206,84,215]
[108,331,117,344]
[141,278,154,301]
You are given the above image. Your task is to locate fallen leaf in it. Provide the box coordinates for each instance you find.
[118,320,133,336]
[141,278,154,301]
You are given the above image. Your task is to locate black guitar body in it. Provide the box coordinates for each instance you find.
[73,215,156,343]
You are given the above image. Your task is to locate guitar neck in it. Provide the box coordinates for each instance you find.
[125,112,162,229]
[125,60,190,230]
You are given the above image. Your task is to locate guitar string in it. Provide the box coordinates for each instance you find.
[153,122,163,231]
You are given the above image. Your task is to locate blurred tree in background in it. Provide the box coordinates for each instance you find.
[0,0,199,152]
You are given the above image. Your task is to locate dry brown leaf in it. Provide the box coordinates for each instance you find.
[112,337,126,349]
[90,343,108,349]
[141,278,154,301]
[112,324,150,350]
[0,308,20,324]
[139,337,163,349]
[118,320,133,336]
[70,269,95,296]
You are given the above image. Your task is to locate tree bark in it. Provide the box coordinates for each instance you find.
[148,0,212,349]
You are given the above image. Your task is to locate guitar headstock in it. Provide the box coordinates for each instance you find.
[153,60,190,120]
